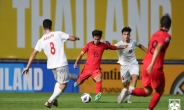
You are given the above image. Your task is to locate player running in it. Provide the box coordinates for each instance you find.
[118,14,172,110]
[116,27,147,103]
[22,19,80,108]
[73,29,127,102]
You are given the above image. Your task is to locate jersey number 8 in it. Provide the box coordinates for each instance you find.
[50,42,56,55]
[150,40,158,54]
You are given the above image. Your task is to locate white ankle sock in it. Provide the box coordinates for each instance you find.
[48,82,62,103]
[129,86,135,94]
[127,86,135,100]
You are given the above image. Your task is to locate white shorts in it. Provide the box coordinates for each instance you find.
[52,66,69,84]
[120,64,139,83]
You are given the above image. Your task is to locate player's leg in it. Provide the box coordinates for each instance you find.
[147,70,165,110]
[126,64,139,103]
[92,69,102,102]
[117,65,130,104]
[130,65,153,97]
[45,66,69,108]
[74,69,91,87]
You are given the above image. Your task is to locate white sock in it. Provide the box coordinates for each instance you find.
[53,82,60,94]
[127,86,135,100]
[48,82,62,103]
[128,86,135,94]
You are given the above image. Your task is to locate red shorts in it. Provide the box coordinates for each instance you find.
[78,68,102,81]
[141,64,165,89]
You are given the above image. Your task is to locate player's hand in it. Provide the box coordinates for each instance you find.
[75,37,80,40]
[104,41,111,45]
[73,63,77,69]
[146,64,153,73]
[22,68,29,75]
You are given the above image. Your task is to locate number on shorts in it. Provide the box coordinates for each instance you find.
[50,42,56,55]
[150,40,158,54]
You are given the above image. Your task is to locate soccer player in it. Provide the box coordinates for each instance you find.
[73,29,128,102]
[116,27,147,103]
[21,19,80,108]
[118,14,172,110]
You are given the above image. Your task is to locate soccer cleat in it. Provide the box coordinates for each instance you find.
[125,99,132,103]
[125,95,132,103]
[74,82,78,87]
[95,92,102,102]
[117,88,128,104]
[45,101,53,108]
[53,100,58,107]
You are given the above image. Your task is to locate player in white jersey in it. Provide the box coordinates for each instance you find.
[21,19,79,108]
[115,27,147,103]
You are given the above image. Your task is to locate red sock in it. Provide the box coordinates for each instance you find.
[132,88,148,96]
[148,92,162,110]
[96,81,102,94]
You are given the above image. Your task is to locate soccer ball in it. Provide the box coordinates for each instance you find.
[81,93,91,103]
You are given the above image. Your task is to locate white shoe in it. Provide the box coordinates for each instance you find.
[117,88,128,104]
[125,99,132,103]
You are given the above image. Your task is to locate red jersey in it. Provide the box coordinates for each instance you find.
[82,42,117,69]
[143,30,171,69]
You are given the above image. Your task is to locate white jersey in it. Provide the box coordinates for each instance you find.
[115,39,140,65]
[35,31,69,69]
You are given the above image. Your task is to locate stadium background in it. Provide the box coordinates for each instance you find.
[0,0,183,95]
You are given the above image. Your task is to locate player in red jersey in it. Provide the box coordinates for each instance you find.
[73,29,127,102]
[118,14,172,110]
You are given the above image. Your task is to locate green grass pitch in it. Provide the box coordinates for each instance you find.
[0,93,183,110]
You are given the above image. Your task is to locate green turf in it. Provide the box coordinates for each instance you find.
[0,93,183,110]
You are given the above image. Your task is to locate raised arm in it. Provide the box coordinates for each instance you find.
[22,50,38,75]
[138,44,148,53]
[147,43,163,73]
[68,36,80,41]
[74,51,85,69]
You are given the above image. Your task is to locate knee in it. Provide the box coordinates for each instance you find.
[95,77,102,82]
[144,88,153,96]
[94,75,102,82]
[131,74,138,80]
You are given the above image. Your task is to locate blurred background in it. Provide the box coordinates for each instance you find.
[0,0,183,95]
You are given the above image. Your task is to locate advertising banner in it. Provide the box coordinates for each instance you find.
[79,64,184,95]
[0,0,183,60]
[0,63,79,93]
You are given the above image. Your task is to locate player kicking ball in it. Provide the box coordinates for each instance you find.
[73,29,128,102]
[116,27,147,103]
[117,14,172,110]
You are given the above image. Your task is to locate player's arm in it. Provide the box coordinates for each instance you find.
[107,45,128,50]
[147,43,163,73]
[74,51,85,69]
[68,36,80,41]
[22,50,39,75]
[138,44,148,53]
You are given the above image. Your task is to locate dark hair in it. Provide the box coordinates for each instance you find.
[160,14,171,28]
[121,27,132,33]
[43,19,52,30]
[92,30,103,39]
